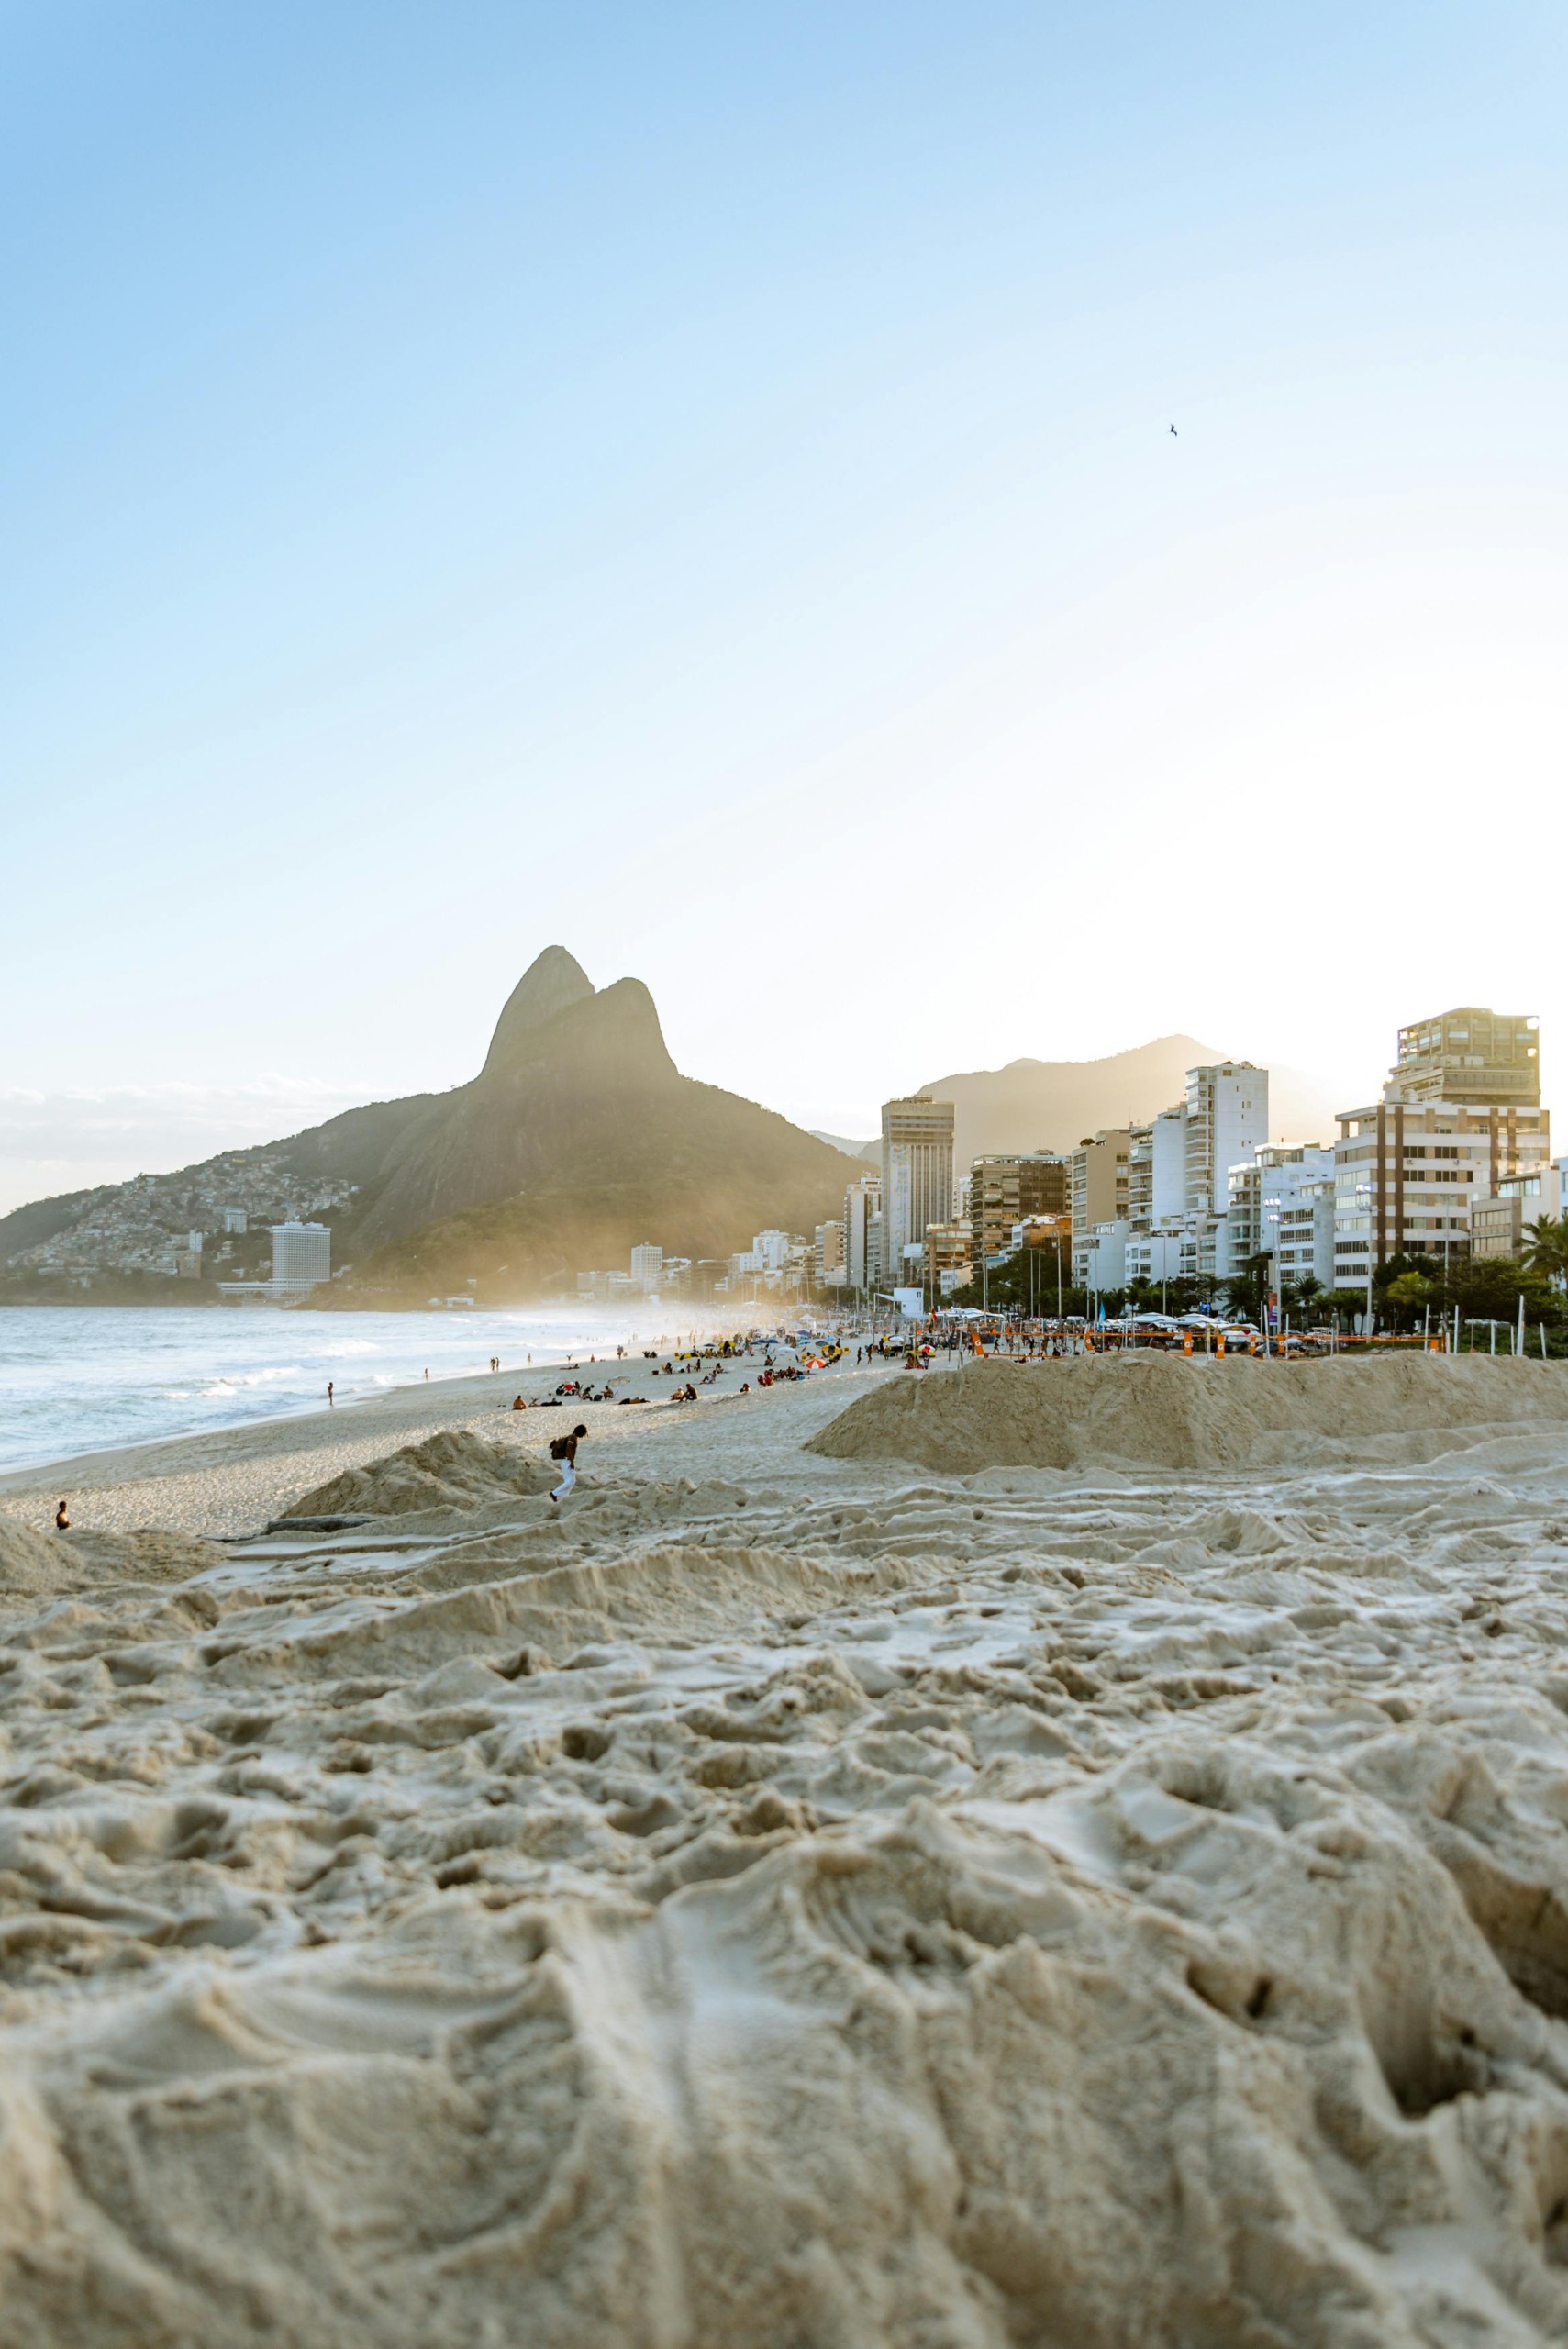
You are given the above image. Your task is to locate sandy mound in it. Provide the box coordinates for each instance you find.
[284,1428,556,1518]
[807,1352,1568,1474]
[17,1366,1568,2341]
[0,1518,221,1592]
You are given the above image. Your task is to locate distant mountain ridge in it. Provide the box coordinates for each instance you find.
[810,1131,879,1165]
[922,1038,1340,1171]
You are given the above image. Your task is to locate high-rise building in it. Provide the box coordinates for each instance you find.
[967,1153,1068,1272]
[1333,1009,1551,1284]
[1127,1110,1187,1233]
[269,1219,330,1295]
[843,1175,882,1290]
[1333,1100,1552,1284]
[880,1096,954,1281]
[752,1229,793,1272]
[814,1220,846,1284]
[1068,1130,1130,1283]
[1184,1063,1269,1217]
[1228,1146,1337,1289]
[1392,1008,1540,1107]
[629,1242,664,1291]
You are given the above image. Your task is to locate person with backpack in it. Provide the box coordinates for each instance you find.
[549,1423,588,1501]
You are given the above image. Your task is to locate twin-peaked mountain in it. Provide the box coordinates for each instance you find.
[0,950,857,1303]
[306,947,855,1295]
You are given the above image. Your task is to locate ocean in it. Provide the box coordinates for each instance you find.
[0,1304,699,1475]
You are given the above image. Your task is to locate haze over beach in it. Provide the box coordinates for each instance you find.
[6,6,1568,2344]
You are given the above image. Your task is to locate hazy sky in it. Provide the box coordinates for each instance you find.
[4,3,1566,1209]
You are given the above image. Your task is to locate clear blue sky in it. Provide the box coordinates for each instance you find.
[4,3,1566,1206]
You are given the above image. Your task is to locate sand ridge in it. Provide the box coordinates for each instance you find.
[6,1356,1568,2341]
[809,1348,1568,1473]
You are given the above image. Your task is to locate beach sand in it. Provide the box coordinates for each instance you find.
[0,1352,725,1539]
[7,1350,1568,2344]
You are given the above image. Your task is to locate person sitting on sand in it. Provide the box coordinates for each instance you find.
[513,1395,527,1410]
[54,1499,70,1531]
[548,1423,588,1501]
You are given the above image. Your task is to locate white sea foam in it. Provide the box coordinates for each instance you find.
[0,1303,666,1473]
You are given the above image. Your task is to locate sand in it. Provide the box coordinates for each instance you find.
[0,1355,673,1539]
[6,1352,1568,2343]
[809,1349,1568,1474]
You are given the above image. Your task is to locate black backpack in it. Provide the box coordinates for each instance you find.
[548,1435,571,1461]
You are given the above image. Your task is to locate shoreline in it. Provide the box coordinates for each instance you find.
[0,1337,875,1538]
[0,1302,781,1489]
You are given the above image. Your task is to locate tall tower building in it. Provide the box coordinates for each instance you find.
[1127,1108,1187,1232]
[269,1219,330,1295]
[1184,1063,1269,1217]
[880,1096,954,1284]
[968,1153,1068,1272]
[629,1243,664,1291]
[843,1174,882,1289]
[1391,1009,1540,1107]
[1332,1007,1549,1286]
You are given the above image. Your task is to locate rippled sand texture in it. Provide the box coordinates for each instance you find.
[6,1360,1568,2345]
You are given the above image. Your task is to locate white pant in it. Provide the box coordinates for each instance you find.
[551,1459,576,1498]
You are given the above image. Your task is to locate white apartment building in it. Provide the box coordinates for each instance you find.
[1081,1220,1129,1295]
[1123,1108,1197,1287]
[752,1229,792,1272]
[1185,1063,1269,1216]
[629,1242,663,1291]
[1128,1110,1187,1230]
[881,1097,955,1281]
[1256,1150,1337,1290]
[1227,1147,1336,1289]
[843,1174,882,1290]
[269,1219,330,1295]
[1272,1169,1337,1291]
[1123,1228,1193,1285]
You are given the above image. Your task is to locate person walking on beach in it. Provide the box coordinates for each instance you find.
[549,1423,587,1502]
[327,1381,334,1408]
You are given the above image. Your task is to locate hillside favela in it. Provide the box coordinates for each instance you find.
[6,11,1568,2349]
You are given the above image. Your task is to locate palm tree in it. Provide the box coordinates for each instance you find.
[1524,1215,1568,1294]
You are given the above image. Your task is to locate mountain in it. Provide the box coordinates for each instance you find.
[921,1039,1342,1170]
[333,950,857,1296]
[0,950,857,1304]
[810,1131,879,1165]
